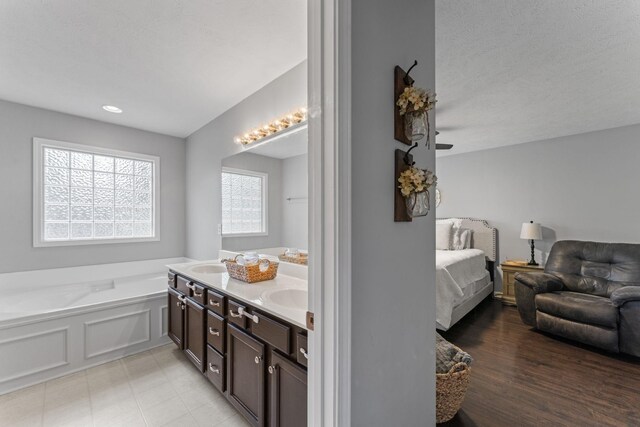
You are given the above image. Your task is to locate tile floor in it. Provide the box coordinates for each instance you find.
[0,344,250,427]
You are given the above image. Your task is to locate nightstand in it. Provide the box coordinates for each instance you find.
[498,261,544,306]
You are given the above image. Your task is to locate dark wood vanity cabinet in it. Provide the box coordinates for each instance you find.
[184,297,207,372]
[167,272,308,427]
[268,350,308,427]
[228,325,266,427]
[167,287,184,349]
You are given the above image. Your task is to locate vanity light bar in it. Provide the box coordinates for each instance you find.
[234,107,307,146]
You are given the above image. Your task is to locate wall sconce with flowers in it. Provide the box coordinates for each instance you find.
[393,61,437,222]
[398,165,437,218]
[234,107,307,147]
[393,61,437,149]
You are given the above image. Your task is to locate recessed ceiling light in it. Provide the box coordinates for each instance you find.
[102,105,123,114]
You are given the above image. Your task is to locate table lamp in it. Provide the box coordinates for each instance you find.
[520,221,542,266]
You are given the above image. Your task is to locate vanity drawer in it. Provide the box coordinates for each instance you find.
[168,272,176,289]
[207,290,226,316]
[188,282,207,306]
[296,333,308,367]
[228,300,248,329]
[206,346,226,393]
[207,310,226,353]
[176,276,190,295]
[251,312,291,354]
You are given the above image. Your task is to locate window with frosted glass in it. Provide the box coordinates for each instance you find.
[221,170,265,235]
[42,147,155,241]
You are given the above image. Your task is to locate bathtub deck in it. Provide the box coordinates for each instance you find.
[0,344,250,427]
[0,273,168,325]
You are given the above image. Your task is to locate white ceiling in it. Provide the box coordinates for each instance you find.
[0,0,306,138]
[436,0,640,156]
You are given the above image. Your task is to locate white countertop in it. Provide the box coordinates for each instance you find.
[167,260,308,329]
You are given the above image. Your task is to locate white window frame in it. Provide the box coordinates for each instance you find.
[33,137,161,247]
[220,167,268,237]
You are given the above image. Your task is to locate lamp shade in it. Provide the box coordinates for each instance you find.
[520,221,542,240]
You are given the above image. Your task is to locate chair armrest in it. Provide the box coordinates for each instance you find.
[610,287,640,307]
[514,272,564,294]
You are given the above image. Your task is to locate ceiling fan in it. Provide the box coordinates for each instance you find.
[435,131,453,150]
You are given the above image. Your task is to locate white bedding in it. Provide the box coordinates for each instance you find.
[436,249,489,329]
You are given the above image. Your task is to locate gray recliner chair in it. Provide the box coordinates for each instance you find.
[514,240,640,357]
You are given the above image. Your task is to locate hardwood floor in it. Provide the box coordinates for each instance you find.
[439,298,640,427]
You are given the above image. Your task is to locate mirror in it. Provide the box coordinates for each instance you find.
[221,125,308,264]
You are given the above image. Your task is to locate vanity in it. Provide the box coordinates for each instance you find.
[166,260,308,427]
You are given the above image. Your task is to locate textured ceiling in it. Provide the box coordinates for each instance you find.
[436,0,640,156]
[0,0,306,137]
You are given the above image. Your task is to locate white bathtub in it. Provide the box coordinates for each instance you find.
[0,258,186,395]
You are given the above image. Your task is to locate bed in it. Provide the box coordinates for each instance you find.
[436,218,497,331]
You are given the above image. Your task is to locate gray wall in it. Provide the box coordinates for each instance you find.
[437,123,640,291]
[0,99,186,273]
[221,152,283,251]
[186,61,307,260]
[281,154,308,249]
[350,0,436,425]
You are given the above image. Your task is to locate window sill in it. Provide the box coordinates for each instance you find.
[33,236,160,248]
[221,232,268,238]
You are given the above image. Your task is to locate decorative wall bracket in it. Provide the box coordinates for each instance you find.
[394,148,413,222]
[394,64,415,146]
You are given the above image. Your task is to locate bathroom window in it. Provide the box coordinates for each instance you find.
[33,138,159,247]
[221,168,267,236]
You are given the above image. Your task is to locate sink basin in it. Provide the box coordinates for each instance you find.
[263,289,308,310]
[189,263,227,274]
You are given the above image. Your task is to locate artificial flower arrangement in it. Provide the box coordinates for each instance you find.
[398,166,438,197]
[396,86,437,116]
[398,166,438,217]
[397,86,437,147]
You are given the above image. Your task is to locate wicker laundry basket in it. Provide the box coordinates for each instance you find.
[436,362,471,423]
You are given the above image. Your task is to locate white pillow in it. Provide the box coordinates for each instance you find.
[436,222,453,250]
[463,229,473,249]
[437,219,462,248]
[452,228,473,250]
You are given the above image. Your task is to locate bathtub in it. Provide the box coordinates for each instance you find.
[0,258,186,395]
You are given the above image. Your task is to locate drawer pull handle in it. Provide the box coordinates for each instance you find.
[209,327,220,336]
[209,299,220,307]
[178,295,186,303]
[208,364,220,374]
[268,365,276,374]
[229,307,259,324]
[239,306,259,324]
[186,283,196,290]
[300,348,308,360]
[255,356,262,364]
[168,277,175,283]
[194,292,203,298]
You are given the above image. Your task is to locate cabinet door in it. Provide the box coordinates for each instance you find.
[168,288,185,349]
[227,325,265,427]
[268,350,307,427]
[184,297,206,372]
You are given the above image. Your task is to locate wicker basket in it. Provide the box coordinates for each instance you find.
[278,253,308,265]
[436,362,471,423]
[222,256,279,283]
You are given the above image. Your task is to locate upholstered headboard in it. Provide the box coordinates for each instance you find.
[437,218,497,262]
